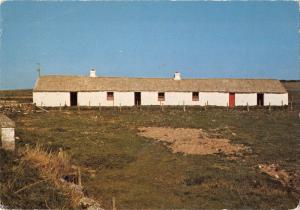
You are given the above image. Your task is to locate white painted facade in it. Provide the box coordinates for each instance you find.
[199,92,229,106]
[264,93,288,106]
[33,92,70,107]
[33,91,287,107]
[235,93,257,106]
[77,92,134,106]
[124,91,228,106]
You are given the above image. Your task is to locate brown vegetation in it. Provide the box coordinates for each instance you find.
[20,145,102,209]
[138,127,249,156]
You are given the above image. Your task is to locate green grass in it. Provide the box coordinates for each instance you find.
[6,107,300,209]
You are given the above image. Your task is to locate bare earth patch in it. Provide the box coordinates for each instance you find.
[138,127,248,156]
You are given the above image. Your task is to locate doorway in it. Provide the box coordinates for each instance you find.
[70,92,77,106]
[134,92,141,106]
[257,93,264,106]
[229,93,235,108]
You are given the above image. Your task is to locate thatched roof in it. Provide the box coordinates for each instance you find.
[33,75,287,93]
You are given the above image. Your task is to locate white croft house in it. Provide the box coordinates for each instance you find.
[33,70,288,107]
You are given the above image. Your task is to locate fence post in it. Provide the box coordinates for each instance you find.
[59,103,62,111]
[77,167,82,187]
[119,103,122,112]
[269,102,271,112]
[290,97,293,111]
[183,101,186,112]
[112,197,116,210]
[247,102,249,112]
[33,103,36,113]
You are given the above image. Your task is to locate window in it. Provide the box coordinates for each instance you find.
[192,92,199,101]
[158,92,165,101]
[107,92,114,101]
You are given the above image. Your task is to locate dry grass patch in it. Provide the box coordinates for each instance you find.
[20,145,102,209]
[21,145,72,184]
[138,127,248,156]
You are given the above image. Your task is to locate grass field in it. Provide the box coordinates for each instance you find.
[4,107,299,209]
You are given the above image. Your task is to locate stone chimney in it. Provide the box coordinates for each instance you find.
[173,72,181,80]
[90,69,96,77]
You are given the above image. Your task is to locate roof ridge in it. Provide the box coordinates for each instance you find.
[40,75,280,81]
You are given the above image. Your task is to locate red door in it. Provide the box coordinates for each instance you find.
[229,93,235,108]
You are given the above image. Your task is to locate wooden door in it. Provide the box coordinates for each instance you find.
[257,93,264,106]
[229,93,235,108]
[70,92,77,106]
[134,92,141,106]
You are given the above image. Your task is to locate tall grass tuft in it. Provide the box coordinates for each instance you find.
[20,144,83,208]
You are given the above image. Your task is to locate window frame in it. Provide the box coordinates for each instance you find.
[107,92,114,101]
[192,92,199,101]
[158,92,165,101]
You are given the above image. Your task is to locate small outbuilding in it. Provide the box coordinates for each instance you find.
[33,70,288,107]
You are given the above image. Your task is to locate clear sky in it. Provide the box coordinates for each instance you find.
[0,1,299,89]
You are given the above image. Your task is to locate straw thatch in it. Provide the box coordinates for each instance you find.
[33,75,287,93]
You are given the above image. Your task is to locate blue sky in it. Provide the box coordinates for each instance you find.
[0,1,299,89]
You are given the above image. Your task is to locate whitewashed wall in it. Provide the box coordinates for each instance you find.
[77,92,101,106]
[78,92,134,106]
[141,92,160,106]
[264,93,288,106]
[199,92,229,106]
[115,92,135,106]
[33,91,288,107]
[141,92,228,106]
[235,93,257,106]
[33,92,70,107]
[141,92,200,106]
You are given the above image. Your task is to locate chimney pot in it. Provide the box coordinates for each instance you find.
[90,69,96,77]
[174,72,181,80]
